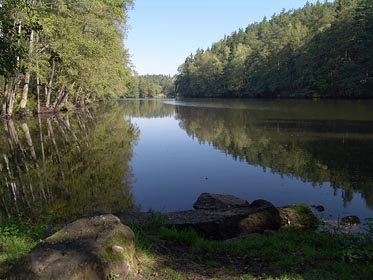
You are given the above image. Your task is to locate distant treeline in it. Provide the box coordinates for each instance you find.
[175,0,373,98]
[0,0,133,118]
[127,74,175,98]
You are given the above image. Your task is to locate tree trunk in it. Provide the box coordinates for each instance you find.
[20,72,31,114]
[7,77,21,118]
[46,56,55,108]
[20,30,34,114]
[2,77,10,117]
[52,87,64,109]
[36,76,41,114]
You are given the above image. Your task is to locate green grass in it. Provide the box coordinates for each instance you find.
[129,212,373,280]
[1,213,372,280]
[0,219,57,276]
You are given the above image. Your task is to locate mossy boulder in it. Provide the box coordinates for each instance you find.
[6,214,136,280]
[279,204,319,230]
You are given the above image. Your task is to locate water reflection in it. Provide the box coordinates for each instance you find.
[174,99,373,209]
[0,103,139,223]
[121,99,175,118]
[2,99,372,223]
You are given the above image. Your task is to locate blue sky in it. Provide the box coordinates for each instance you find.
[126,0,318,76]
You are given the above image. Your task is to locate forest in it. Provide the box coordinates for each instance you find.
[127,74,175,98]
[175,0,373,98]
[0,0,134,118]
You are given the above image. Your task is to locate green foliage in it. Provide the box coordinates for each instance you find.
[107,271,120,280]
[176,0,373,98]
[0,0,134,117]
[128,75,175,98]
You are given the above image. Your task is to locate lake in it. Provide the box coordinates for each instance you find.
[1,99,373,224]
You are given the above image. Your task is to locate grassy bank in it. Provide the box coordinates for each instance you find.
[0,220,59,276]
[130,213,373,280]
[1,214,372,280]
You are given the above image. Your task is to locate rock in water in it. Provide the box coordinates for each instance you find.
[6,214,136,280]
[341,215,361,226]
[239,199,282,233]
[167,194,281,239]
[311,205,325,212]
[193,192,250,210]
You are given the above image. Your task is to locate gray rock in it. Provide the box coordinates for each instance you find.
[239,199,281,233]
[341,215,361,226]
[193,193,250,210]
[6,214,136,280]
[166,208,250,240]
[311,205,325,212]
[166,194,281,240]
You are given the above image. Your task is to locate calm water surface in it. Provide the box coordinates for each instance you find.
[130,99,373,222]
[1,99,373,223]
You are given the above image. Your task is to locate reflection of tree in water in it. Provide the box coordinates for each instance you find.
[175,104,373,208]
[120,99,175,118]
[0,104,139,223]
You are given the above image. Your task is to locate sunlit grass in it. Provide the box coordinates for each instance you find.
[1,214,372,279]
[129,213,373,280]
[0,220,52,276]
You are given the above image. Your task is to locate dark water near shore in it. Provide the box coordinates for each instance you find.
[1,99,373,224]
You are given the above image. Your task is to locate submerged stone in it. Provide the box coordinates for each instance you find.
[311,205,325,212]
[193,193,250,210]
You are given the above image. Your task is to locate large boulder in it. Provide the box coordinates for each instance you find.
[239,199,281,233]
[193,193,250,210]
[6,214,136,280]
[166,194,281,240]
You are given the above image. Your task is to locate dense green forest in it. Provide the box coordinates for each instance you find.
[0,0,133,118]
[127,74,175,98]
[175,0,373,98]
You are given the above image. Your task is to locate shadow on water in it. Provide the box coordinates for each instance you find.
[0,102,139,224]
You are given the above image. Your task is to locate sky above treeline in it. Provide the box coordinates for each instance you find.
[126,0,319,76]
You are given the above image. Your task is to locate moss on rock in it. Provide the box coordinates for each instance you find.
[5,214,137,280]
[279,204,319,230]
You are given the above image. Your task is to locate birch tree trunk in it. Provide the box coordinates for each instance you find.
[46,57,55,108]
[7,77,21,118]
[2,78,10,117]
[20,30,35,114]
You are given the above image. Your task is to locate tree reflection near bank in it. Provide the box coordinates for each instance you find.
[0,103,139,223]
